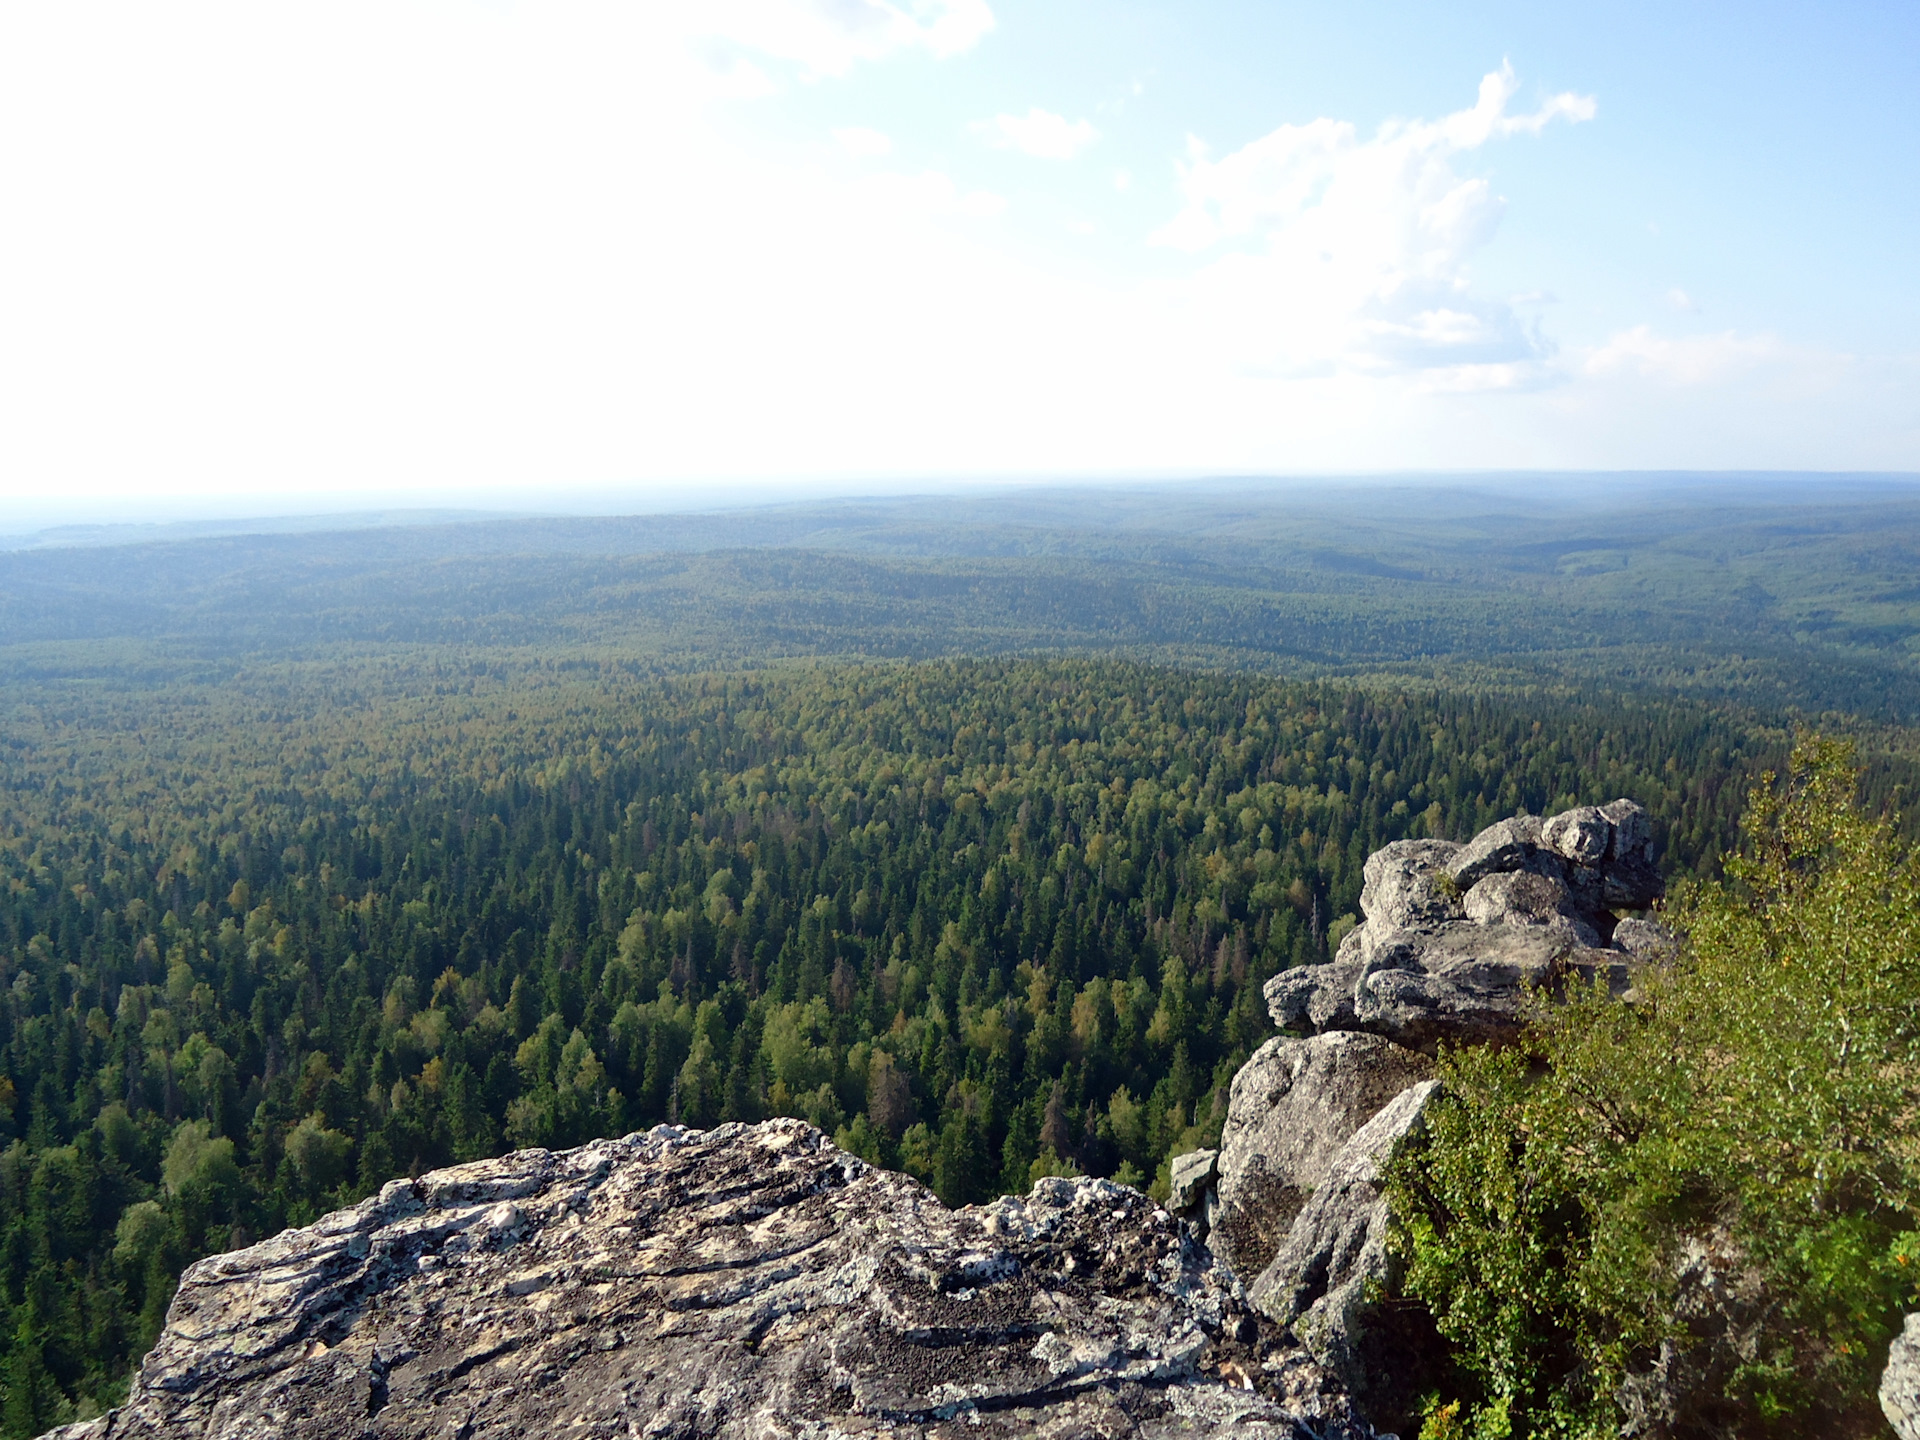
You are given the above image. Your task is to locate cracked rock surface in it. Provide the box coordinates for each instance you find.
[1248,1081,1443,1426]
[1884,1314,1920,1440]
[1264,800,1668,1052]
[1209,1033,1431,1284]
[50,1119,1370,1440]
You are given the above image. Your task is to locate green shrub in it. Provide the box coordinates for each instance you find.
[1389,736,1920,1436]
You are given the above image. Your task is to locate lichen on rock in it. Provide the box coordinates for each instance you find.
[1264,799,1670,1053]
[50,1119,1371,1440]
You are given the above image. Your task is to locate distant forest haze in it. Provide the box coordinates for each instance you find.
[7,479,1920,718]
[0,479,1918,1431]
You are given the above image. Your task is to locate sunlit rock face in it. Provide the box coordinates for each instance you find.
[1208,1031,1432,1284]
[1191,799,1674,1429]
[1264,798,1668,1052]
[44,1119,1370,1440]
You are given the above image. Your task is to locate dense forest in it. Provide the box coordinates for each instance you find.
[0,656,1857,1432]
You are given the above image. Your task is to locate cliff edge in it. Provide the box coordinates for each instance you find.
[48,1119,1368,1440]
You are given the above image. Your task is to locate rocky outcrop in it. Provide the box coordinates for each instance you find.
[1612,1231,1770,1437]
[1209,1032,1432,1282]
[1248,1082,1443,1431]
[61,802,1676,1440]
[1179,800,1673,1425]
[54,1119,1371,1440]
[1883,1314,1920,1440]
[1264,800,1666,1053]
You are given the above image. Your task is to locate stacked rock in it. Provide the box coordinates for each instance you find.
[1265,798,1666,1051]
[1175,800,1674,1430]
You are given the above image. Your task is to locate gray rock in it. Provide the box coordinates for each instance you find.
[1602,857,1665,911]
[1249,1081,1444,1431]
[62,1120,1370,1440]
[1267,799,1661,1050]
[1883,1313,1920,1440]
[1603,797,1654,864]
[1358,839,1465,930]
[1600,799,1664,910]
[1542,805,1611,864]
[1267,952,1366,1036]
[1168,1147,1218,1216]
[1446,815,1552,890]
[1211,1033,1432,1283]
[1460,869,1561,927]
[1612,915,1680,962]
[1267,924,1626,1052]
[1462,871,1601,948]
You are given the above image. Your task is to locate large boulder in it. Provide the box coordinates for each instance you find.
[1265,800,1662,1052]
[1448,815,1555,891]
[1461,870,1600,948]
[1883,1313,1920,1440]
[1210,1032,1432,1281]
[50,1119,1371,1440]
[1167,1147,1219,1229]
[1599,798,1663,910]
[1266,924,1628,1052]
[1356,839,1466,929]
[1248,1080,1444,1434]
[1541,805,1611,865]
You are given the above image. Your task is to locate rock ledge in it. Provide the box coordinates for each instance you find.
[52,1119,1369,1440]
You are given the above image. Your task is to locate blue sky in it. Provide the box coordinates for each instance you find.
[1,0,1915,520]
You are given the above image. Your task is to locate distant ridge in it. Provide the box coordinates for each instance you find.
[4,472,1918,555]
[0,508,521,552]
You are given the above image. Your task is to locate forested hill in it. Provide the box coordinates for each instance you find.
[6,478,1920,718]
[0,656,1887,1431]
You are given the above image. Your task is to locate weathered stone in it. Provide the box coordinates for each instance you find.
[1168,1148,1218,1216]
[1267,924,1626,1052]
[1248,1081,1444,1434]
[1462,870,1602,948]
[1882,1313,1920,1440]
[1600,798,1664,910]
[1446,815,1551,890]
[60,1120,1371,1440]
[1603,797,1654,863]
[1266,799,1662,1051]
[1542,805,1611,865]
[1602,857,1665,911]
[1612,915,1680,962]
[1211,1033,1432,1282]
[1358,839,1465,930]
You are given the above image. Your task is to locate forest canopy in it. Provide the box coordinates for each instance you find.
[0,656,1841,1431]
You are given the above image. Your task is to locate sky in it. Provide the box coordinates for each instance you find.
[1,0,1916,523]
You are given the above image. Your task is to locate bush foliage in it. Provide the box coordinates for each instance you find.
[1390,736,1920,1437]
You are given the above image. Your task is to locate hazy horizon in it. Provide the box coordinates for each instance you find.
[3,1,1916,521]
[9,468,1920,542]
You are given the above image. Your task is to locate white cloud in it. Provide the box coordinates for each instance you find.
[833,126,894,157]
[1666,287,1697,312]
[1583,326,1783,385]
[0,11,1908,516]
[974,108,1099,159]
[1149,65,1593,385]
